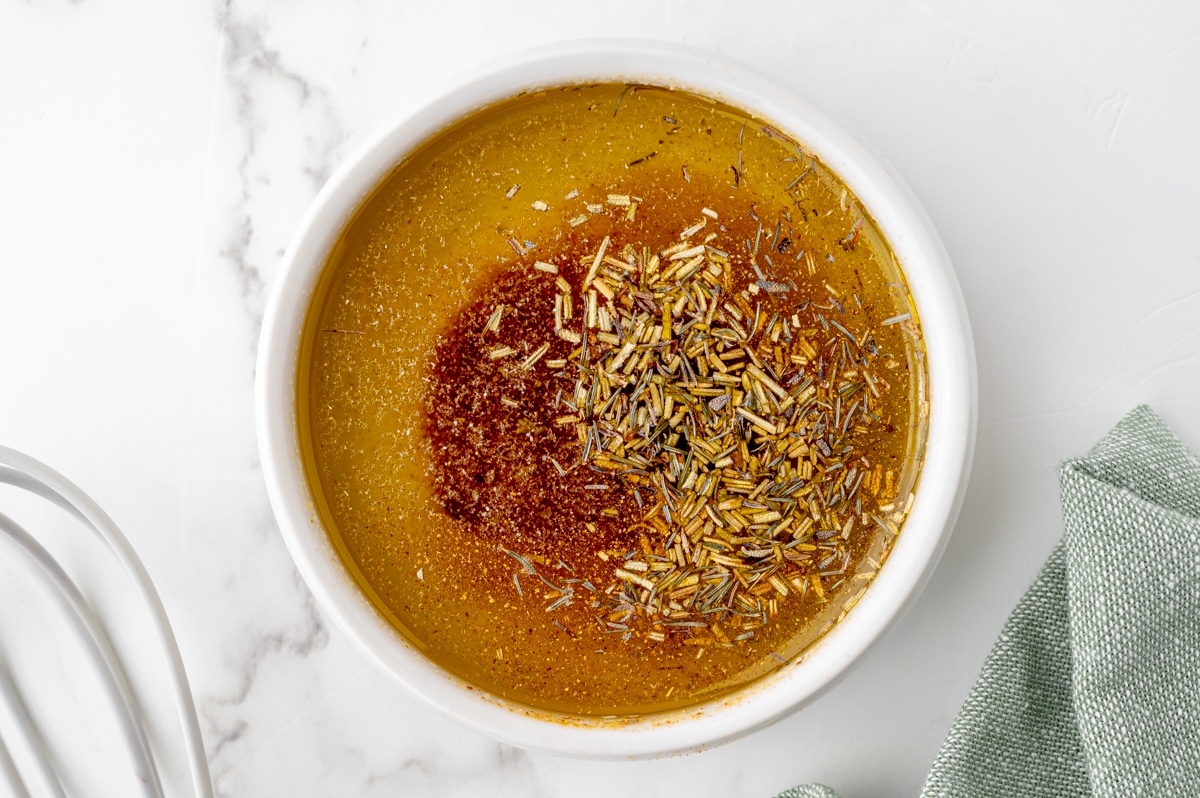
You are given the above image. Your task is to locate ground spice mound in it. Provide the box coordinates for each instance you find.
[424,260,638,565]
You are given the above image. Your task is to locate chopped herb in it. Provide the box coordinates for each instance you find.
[613,84,631,117]
[496,217,901,646]
[482,304,504,335]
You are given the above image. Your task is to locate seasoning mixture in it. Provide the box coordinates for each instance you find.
[299,83,926,715]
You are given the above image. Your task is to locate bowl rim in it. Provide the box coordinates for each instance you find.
[256,38,977,759]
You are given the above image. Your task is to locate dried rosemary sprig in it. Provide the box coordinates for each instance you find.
[525,217,898,647]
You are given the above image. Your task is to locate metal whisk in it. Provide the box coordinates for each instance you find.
[0,446,212,798]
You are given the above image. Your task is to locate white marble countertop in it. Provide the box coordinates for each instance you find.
[1,2,1198,796]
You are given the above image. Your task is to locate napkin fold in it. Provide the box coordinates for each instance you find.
[779,405,1200,798]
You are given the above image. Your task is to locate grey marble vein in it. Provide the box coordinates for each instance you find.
[212,0,347,339]
[361,741,552,798]
[204,577,329,789]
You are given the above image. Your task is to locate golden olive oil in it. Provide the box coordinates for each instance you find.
[297,84,926,715]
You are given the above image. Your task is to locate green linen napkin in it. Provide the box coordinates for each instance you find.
[779,405,1200,798]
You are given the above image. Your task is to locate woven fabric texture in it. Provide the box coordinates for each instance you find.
[779,405,1200,797]
[775,786,840,798]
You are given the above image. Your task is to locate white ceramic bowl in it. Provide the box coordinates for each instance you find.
[256,39,976,759]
